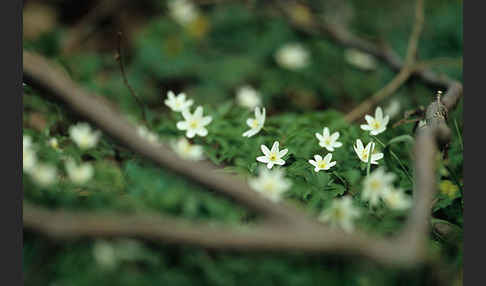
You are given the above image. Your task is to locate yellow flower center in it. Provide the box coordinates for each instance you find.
[370,179,381,190]
[318,161,327,169]
[263,181,276,193]
[269,153,277,161]
[372,121,381,129]
[251,120,259,129]
[361,151,369,160]
[189,120,198,129]
[325,139,331,145]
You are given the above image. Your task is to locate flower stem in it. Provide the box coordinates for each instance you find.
[373,136,413,183]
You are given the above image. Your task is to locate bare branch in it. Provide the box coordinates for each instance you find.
[115,31,147,122]
[344,0,425,122]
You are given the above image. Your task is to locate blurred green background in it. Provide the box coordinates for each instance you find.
[23,0,462,285]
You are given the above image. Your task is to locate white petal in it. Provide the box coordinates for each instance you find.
[267,162,274,169]
[279,148,288,157]
[271,141,279,153]
[314,154,322,161]
[308,160,317,167]
[261,145,270,156]
[333,142,343,148]
[182,110,192,120]
[328,161,336,168]
[331,132,340,141]
[194,106,203,118]
[275,159,285,165]
[356,139,364,151]
[323,153,333,163]
[176,121,188,130]
[315,133,323,141]
[360,124,372,131]
[186,130,196,138]
[323,127,330,137]
[257,156,269,163]
[201,116,212,126]
[365,115,374,125]
[375,106,383,120]
[197,128,208,137]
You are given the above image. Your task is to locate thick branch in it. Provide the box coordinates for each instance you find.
[22,50,312,227]
[23,202,414,266]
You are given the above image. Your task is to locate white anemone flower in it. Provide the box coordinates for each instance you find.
[360,106,390,135]
[236,85,262,109]
[248,167,292,202]
[176,106,212,138]
[242,107,265,138]
[256,141,288,169]
[384,100,401,119]
[168,0,199,26]
[383,188,412,211]
[308,153,336,172]
[344,48,377,71]
[164,91,194,112]
[93,240,117,269]
[318,196,361,233]
[361,167,396,206]
[275,43,309,70]
[171,137,204,161]
[315,127,343,152]
[353,139,383,165]
[48,138,60,150]
[30,163,58,186]
[137,125,159,144]
[65,159,94,185]
[69,123,101,150]
[23,135,37,173]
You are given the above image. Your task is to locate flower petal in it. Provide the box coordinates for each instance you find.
[257,156,269,163]
[271,141,279,153]
[279,148,288,157]
[261,144,270,156]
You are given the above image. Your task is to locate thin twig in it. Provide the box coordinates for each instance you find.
[344,0,425,122]
[115,31,148,123]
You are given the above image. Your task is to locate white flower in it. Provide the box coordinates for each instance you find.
[171,137,204,161]
[23,149,37,173]
[256,141,288,169]
[23,135,34,150]
[236,85,262,109]
[30,163,58,186]
[168,0,199,26]
[242,107,265,137]
[275,43,309,70]
[69,123,101,150]
[137,125,159,144]
[65,159,94,185]
[384,100,401,119]
[344,48,377,71]
[93,240,117,269]
[308,154,336,172]
[353,139,383,165]
[23,135,37,173]
[176,106,212,138]
[382,188,412,211]
[361,167,396,206]
[164,91,194,112]
[248,167,292,202]
[315,127,343,152]
[318,196,361,233]
[360,106,389,136]
[48,138,60,150]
